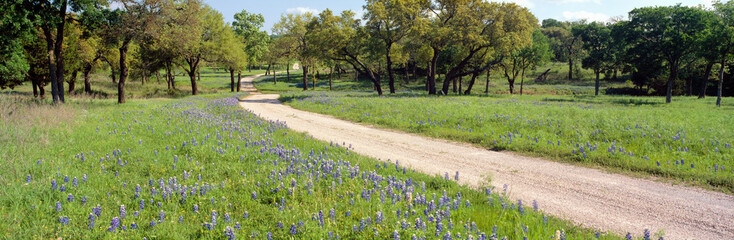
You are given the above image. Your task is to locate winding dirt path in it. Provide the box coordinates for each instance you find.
[239,74,734,240]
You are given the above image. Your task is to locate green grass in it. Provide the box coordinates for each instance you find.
[0,91,638,239]
[281,91,734,193]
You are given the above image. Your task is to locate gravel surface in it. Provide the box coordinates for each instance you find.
[239,74,734,240]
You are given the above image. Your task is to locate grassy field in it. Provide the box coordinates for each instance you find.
[0,68,646,238]
[0,92,638,239]
[280,91,734,193]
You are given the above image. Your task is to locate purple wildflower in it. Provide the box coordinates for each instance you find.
[108,217,120,232]
[56,201,62,212]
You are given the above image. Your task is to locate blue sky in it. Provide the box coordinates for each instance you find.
[205,0,714,33]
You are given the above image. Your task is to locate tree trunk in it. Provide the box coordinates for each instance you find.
[84,63,92,94]
[68,70,77,94]
[329,66,333,91]
[568,58,573,80]
[54,0,67,103]
[155,71,161,83]
[286,61,290,82]
[426,62,430,91]
[230,68,235,92]
[699,61,714,99]
[302,65,308,90]
[484,68,490,93]
[520,68,525,96]
[118,38,131,104]
[32,80,39,97]
[266,64,271,76]
[459,75,463,94]
[110,62,117,83]
[187,59,199,95]
[386,43,396,94]
[312,67,315,90]
[666,63,678,103]
[273,68,277,85]
[717,59,724,107]
[595,69,600,96]
[509,80,515,94]
[237,71,242,92]
[42,26,60,103]
[428,47,439,95]
[464,71,479,95]
[404,63,409,84]
[452,75,457,93]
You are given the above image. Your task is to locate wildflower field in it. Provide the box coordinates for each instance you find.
[0,93,633,239]
[283,91,734,193]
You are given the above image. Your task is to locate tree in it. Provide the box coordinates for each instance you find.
[218,25,247,92]
[573,22,613,96]
[176,3,230,95]
[273,12,315,91]
[712,0,734,106]
[27,0,103,103]
[0,0,34,90]
[233,10,268,72]
[363,0,424,94]
[435,1,537,95]
[627,4,714,103]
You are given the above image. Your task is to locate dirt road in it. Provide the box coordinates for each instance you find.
[239,74,734,239]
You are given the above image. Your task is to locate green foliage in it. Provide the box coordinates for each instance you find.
[0,0,35,89]
[233,10,269,66]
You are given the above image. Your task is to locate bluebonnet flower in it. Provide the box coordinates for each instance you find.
[290,224,297,234]
[57,216,69,225]
[56,201,62,212]
[243,211,249,218]
[51,179,57,190]
[150,220,156,227]
[120,205,126,219]
[88,213,95,229]
[60,185,66,192]
[644,229,651,240]
[626,232,632,240]
[64,176,69,183]
[67,194,74,202]
[73,177,78,187]
[225,226,235,240]
[211,210,217,226]
[83,174,87,182]
[26,175,31,183]
[394,230,400,240]
[131,222,138,229]
[93,204,102,217]
[251,191,257,200]
[193,204,199,213]
[159,210,165,222]
[267,232,272,240]
[108,217,120,232]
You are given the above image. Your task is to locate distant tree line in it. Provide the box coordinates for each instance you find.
[2,0,734,105]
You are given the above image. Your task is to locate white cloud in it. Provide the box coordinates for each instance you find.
[285,7,319,15]
[543,0,600,4]
[501,0,535,9]
[562,10,609,23]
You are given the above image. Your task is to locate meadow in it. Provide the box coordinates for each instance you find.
[0,71,641,239]
[280,91,734,193]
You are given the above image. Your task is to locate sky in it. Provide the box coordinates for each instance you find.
[205,0,714,34]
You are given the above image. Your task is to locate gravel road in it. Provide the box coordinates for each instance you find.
[239,74,734,240]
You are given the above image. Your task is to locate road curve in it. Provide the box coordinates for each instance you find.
[238,74,734,240]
